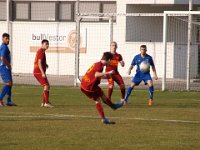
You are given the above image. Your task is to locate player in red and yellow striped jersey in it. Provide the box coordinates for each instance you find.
[106,41,125,101]
[33,39,53,108]
[80,52,124,124]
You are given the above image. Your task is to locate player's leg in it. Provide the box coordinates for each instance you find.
[144,74,154,106]
[147,80,154,106]
[34,74,53,107]
[0,68,16,106]
[95,98,115,124]
[43,84,53,108]
[80,87,115,124]
[113,74,125,100]
[123,73,141,105]
[107,77,114,100]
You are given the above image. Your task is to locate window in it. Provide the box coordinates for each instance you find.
[126,16,163,42]
[13,2,30,21]
[10,1,116,22]
[0,1,6,20]
[102,3,116,13]
[102,2,116,21]
[79,2,100,22]
[59,2,74,21]
[31,2,56,21]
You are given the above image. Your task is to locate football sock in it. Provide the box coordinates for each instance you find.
[107,87,113,100]
[43,90,49,104]
[6,86,12,103]
[124,87,133,102]
[120,87,126,99]
[149,86,154,100]
[0,85,11,101]
[95,102,105,119]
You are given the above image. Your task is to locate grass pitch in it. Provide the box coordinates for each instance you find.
[0,85,200,150]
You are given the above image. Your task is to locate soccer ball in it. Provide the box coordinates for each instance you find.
[139,61,150,73]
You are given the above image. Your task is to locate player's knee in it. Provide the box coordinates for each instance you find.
[130,83,135,88]
[108,84,114,89]
[120,84,125,89]
[44,85,50,90]
[6,81,12,86]
[147,80,153,87]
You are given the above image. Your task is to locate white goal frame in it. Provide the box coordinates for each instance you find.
[162,11,200,91]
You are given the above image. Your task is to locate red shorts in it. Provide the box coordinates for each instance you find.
[34,73,49,86]
[107,73,124,86]
[80,86,103,101]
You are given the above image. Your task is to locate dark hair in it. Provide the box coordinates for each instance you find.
[140,45,147,50]
[2,33,9,38]
[102,52,113,61]
[41,39,49,44]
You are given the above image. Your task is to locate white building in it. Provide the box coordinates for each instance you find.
[0,0,200,80]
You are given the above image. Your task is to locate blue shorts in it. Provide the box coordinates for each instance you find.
[132,72,152,85]
[0,66,12,83]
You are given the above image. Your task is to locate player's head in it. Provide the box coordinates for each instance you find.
[2,33,10,45]
[41,39,49,50]
[110,41,118,52]
[140,45,147,55]
[101,52,113,65]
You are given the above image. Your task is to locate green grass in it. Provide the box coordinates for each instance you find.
[0,85,200,150]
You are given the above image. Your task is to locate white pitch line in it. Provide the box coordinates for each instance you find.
[0,112,200,124]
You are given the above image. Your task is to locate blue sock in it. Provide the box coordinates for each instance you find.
[149,86,154,100]
[0,85,11,101]
[6,86,12,103]
[124,87,133,102]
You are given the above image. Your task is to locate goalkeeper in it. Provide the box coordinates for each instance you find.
[123,45,158,106]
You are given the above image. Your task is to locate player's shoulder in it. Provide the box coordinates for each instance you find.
[95,61,103,66]
[116,52,122,57]
[146,54,153,59]
[134,54,141,59]
[0,43,7,50]
[94,61,103,69]
[37,48,44,54]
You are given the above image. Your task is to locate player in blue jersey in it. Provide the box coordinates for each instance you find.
[123,45,158,106]
[0,33,16,107]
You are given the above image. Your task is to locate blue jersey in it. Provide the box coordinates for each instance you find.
[131,54,154,73]
[0,43,11,66]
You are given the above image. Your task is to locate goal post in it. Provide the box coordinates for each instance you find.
[162,11,200,91]
[74,14,113,86]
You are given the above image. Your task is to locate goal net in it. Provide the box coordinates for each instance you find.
[162,11,200,91]
[75,12,200,91]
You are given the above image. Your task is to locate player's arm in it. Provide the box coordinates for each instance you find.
[152,66,158,80]
[128,57,135,75]
[127,65,133,75]
[119,60,125,67]
[38,59,46,78]
[119,55,125,67]
[1,56,11,69]
[95,70,115,78]
[150,57,158,80]
[46,64,49,69]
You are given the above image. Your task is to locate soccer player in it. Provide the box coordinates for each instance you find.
[80,52,124,124]
[123,45,158,106]
[0,33,17,107]
[33,39,53,108]
[106,41,125,101]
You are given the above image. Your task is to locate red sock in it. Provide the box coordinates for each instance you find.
[95,102,105,119]
[120,87,125,99]
[43,90,49,104]
[42,94,45,103]
[107,88,113,100]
